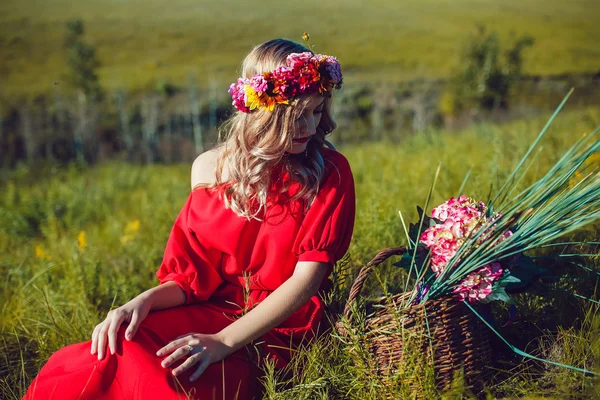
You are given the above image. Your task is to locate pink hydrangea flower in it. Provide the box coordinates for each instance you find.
[453,262,503,303]
[228,78,250,113]
[419,195,511,281]
[249,75,269,93]
[287,52,315,69]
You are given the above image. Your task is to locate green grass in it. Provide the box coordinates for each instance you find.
[1,107,600,398]
[1,0,599,100]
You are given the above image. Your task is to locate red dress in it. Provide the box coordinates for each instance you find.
[23,147,356,400]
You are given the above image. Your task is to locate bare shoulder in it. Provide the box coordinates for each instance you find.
[191,147,224,189]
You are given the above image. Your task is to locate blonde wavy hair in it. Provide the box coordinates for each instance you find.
[204,38,339,220]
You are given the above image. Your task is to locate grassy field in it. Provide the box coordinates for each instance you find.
[1,0,599,99]
[1,106,599,398]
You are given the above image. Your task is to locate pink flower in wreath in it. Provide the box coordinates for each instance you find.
[249,75,269,93]
[287,52,314,69]
[317,55,343,83]
[228,78,250,113]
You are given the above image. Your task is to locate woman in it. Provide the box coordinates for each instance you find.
[23,38,355,399]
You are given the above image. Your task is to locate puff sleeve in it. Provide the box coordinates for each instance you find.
[292,151,356,273]
[156,193,224,305]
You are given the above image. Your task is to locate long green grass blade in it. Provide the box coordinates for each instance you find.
[491,89,574,207]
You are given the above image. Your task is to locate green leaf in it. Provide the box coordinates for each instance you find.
[503,275,521,283]
[393,250,427,271]
[496,273,521,286]
[481,286,514,304]
[504,256,548,292]
[408,206,436,244]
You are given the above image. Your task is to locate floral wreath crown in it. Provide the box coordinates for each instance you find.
[228,51,343,113]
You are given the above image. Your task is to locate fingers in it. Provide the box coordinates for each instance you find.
[90,324,101,355]
[108,311,127,356]
[96,310,126,360]
[157,338,211,382]
[125,310,140,341]
[160,345,191,369]
[96,318,112,360]
[172,353,201,377]
[156,337,187,357]
[173,332,197,341]
[90,306,142,358]
[189,356,211,382]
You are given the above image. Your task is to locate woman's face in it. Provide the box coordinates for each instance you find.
[287,93,325,154]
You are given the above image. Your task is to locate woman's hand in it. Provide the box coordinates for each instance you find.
[90,294,152,360]
[156,333,232,382]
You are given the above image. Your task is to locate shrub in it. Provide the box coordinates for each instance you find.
[443,25,534,116]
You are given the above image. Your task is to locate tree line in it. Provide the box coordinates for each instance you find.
[3,19,597,168]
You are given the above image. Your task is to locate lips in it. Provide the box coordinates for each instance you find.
[293,135,312,144]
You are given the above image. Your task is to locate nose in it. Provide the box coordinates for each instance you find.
[297,115,317,136]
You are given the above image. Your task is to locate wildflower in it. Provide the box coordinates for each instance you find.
[121,220,140,245]
[78,231,87,250]
[125,220,140,234]
[35,245,51,260]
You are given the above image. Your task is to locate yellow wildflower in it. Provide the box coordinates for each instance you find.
[125,220,140,234]
[121,220,140,245]
[302,32,312,49]
[77,230,87,250]
[35,245,51,260]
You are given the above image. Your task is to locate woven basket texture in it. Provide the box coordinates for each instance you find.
[337,246,493,394]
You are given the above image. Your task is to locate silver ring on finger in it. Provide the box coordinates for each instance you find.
[187,345,194,353]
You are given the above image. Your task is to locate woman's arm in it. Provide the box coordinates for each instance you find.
[156,260,329,378]
[92,281,186,359]
[217,260,329,352]
[144,281,187,310]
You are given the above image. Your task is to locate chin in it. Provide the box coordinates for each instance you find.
[287,142,308,154]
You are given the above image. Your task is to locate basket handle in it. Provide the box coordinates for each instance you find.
[342,246,410,321]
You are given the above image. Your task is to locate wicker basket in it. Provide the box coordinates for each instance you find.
[337,246,493,393]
